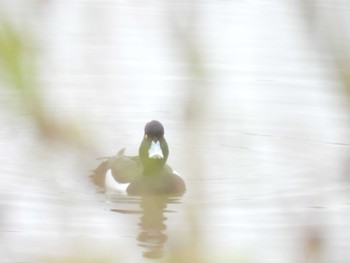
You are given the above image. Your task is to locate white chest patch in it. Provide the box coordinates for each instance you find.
[148,140,164,159]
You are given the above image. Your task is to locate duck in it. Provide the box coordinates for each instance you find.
[92,120,186,196]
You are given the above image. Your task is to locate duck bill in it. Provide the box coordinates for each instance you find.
[148,140,164,159]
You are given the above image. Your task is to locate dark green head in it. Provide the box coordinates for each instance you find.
[139,120,169,175]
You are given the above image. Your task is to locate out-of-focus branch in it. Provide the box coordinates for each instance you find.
[297,0,350,98]
[295,2,350,261]
[0,18,89,147]
[168,1,209,123]
[166,2,211,262]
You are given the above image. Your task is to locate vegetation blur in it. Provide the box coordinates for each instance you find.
[0,16,87,146]
[0,0,349,263]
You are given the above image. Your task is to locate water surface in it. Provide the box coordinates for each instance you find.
[1,0,350,262]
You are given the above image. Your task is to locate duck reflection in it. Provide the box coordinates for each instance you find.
[91,120,185,257]
[137,195,169,258]
[111,195,177,259]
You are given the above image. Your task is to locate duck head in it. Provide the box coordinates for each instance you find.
[139,120,169,175]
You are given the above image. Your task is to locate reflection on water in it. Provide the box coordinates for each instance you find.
[137,196,168,259]
[111,194,180,259]
[1,0,350,262]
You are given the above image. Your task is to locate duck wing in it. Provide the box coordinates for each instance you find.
[92,148,141,186]
[108,149,142,183]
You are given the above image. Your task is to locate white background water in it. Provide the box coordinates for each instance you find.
[1,0,350,262]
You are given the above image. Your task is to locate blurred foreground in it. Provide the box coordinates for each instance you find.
[1,0,350,263]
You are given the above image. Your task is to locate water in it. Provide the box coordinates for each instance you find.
[1,0,350,262]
